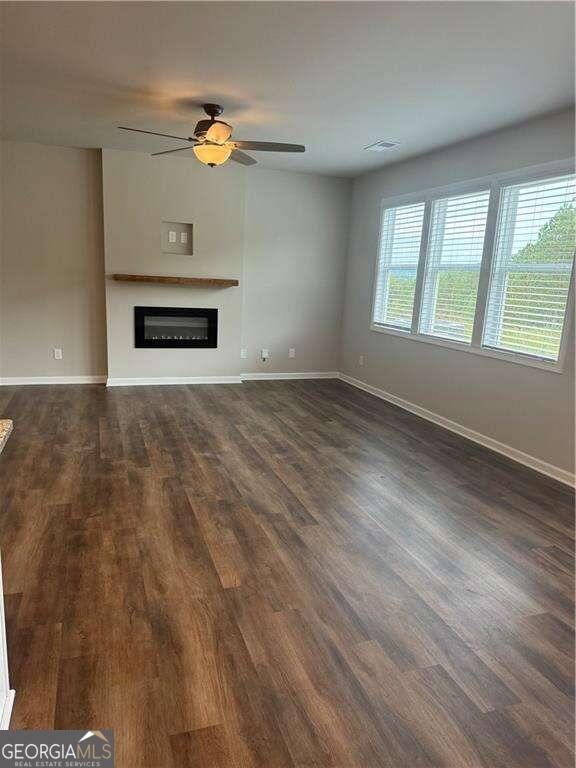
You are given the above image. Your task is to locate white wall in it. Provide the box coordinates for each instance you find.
[102,150,246,382]
[0,141,107,380]
[340,109,575,475]
[1,143,350,384]
[102,150,352,382]
[243,169,350,374]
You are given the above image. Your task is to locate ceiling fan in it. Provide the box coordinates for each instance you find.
[119,103,305,168]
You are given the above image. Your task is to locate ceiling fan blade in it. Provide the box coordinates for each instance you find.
[151,145,196,157]
[118,126,195,142]
[232,141,305,153]
[230,149,257,166]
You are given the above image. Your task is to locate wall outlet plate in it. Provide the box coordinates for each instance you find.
[240,348,248,359]
[289,348,296,358]
[54,348,63,360]
[261,349,269,362]
[359,355,365,366]
[162,221,193,255]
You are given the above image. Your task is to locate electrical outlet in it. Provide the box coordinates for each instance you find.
[168,230,177,243]
[54,348,63,360]
[289,348,296,358]
[180,231,188,244]
[359,355,365,367]
[261,349,269,362]
[240,348,248,360]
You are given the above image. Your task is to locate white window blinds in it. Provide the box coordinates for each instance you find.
[483,174,575,361]
[372,202,425,330]
[419,190,490,343]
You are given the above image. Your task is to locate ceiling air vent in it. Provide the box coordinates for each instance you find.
[364,139,401,153]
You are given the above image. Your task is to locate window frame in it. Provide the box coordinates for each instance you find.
[370,159,576,374]
[372,201,427,331]
[417,187,492,344]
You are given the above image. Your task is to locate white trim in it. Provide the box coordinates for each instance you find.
[370,158,576,374]
[106,376,242,386]
[369,323,567,373]
[471,182,502,347]
[240,372,339,381]
[0,690,14,730]
[0,553,14,730]
[1,370,571,486]
[0,375,106,385]
[376,158,575,212]
[2,372,338,386]
[338,373,575,488]
[411,199,432,333]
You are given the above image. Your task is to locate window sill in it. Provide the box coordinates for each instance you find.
[370,323,566,373]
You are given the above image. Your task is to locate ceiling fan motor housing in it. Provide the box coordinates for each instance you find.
[195,104,225,140]
[203,103,224,118]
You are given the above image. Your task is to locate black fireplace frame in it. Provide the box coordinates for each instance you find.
[134,306,218,349]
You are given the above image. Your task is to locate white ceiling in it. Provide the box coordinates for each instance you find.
[1,2,573,177]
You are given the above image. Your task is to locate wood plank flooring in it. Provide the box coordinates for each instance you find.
[0,380,573,767]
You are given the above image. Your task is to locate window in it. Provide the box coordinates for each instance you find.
[371,164,575,370]
[483,174,575,361]
[372,201,425,330]
[419,190,490,343]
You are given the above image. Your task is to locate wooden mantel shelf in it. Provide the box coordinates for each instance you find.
[111,274,239,288]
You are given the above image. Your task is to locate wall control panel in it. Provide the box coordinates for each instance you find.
[161,221,193,255]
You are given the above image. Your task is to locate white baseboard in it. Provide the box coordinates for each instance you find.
[1,369,570,486]
[338,373,575,488]
[0,373,338,386]
[0,690,14,730]
[106,376,243,386]
[241,372,339,381]
[0,375,106,385]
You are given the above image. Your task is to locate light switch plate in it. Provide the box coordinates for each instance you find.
[162,221,193,255]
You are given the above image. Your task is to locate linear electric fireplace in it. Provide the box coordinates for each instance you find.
[134,306,218,348]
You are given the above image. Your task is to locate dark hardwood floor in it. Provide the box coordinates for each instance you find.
[0,380,573,768]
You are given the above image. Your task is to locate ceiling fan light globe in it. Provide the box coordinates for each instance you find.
[206,121,233,145]
[193,143,232,167]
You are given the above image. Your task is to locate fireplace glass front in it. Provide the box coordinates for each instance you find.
[134,307,218,348]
